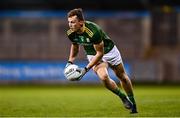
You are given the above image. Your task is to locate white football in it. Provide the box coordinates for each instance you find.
[64,64,81,81]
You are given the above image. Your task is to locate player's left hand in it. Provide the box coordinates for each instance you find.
[76,67,89,81]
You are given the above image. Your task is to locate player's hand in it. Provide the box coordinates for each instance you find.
[65,61,73,68]
[76,67,89,81]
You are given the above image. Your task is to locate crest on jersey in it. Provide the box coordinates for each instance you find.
[86,38,90,42]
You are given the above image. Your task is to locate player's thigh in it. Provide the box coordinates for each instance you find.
[111,63,126,78]
[93,62,110,81]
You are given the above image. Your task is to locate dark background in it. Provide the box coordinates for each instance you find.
[0,0,179,10]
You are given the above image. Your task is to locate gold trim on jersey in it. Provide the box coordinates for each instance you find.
[84,27,93,38]
[67,29,74,36]
[82,24,85,32]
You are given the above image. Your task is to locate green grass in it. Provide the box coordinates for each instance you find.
[0,84,180,117]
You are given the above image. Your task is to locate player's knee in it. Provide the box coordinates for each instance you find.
[99,73,109,81]
[118,73,128,82]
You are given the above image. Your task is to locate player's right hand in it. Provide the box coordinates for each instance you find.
[65,61,73,68]
[76,67,89,81]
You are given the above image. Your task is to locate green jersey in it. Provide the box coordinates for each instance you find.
[67,21,114,55]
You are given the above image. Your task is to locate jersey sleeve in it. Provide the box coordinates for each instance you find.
[91,29,103,44]
[67,35,75,44]
[67,30,77,44]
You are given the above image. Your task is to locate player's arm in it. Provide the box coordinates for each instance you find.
[76,41,104,81]
[68,43,79,63]
[86,41,104,70]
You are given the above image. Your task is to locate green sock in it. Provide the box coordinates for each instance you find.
[111,88,126,98]
[128,94,136,104]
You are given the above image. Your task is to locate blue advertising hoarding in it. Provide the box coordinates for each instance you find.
[0,10,149,19]
[0,61,131,83]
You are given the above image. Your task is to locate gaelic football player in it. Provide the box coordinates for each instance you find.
[65,8,137,113]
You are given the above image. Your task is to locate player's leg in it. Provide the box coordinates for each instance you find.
[93,62,132,109]
[111,63,137,113]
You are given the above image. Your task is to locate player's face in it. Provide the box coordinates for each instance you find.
[68,15,83,32]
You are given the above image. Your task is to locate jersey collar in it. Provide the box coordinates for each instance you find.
[82,23,85,33]
[76,23,85,34]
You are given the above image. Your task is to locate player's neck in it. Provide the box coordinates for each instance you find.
[77,24,85,34]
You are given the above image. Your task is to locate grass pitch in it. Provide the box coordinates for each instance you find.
[0,84,180,117]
